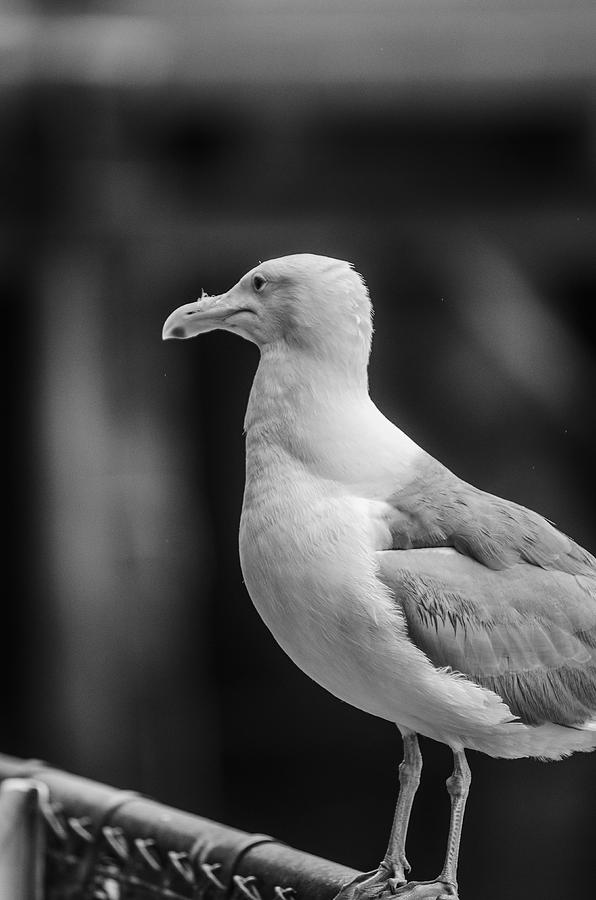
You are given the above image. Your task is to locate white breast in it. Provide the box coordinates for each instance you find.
[240,456,414,716]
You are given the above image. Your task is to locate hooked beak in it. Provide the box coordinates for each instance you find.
[162,291,256,341]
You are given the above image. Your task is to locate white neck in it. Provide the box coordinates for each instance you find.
[244,343,423,495]
[245,342,368,424]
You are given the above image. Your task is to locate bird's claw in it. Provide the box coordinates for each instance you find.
[380,856,410,888]
[334,873,458,900]
[393,879,458,900]
[334,866,406,900]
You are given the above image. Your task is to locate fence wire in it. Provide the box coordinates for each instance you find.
[0,754,359,900]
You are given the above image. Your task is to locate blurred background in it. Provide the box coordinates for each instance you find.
[1,1,595,898]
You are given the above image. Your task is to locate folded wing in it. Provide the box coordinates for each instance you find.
[379,459,596,726]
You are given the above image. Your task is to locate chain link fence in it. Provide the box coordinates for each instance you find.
[0,754,358,900]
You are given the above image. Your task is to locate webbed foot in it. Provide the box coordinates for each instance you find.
[334,872,457,900]
[333,862,408,900]
[393,879,457,900]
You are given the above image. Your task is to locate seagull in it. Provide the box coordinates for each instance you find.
[163,254,596,900]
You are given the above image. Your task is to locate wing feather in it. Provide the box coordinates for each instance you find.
[379,455,596,725]
[387,457,595,575]
[377,547,596,727]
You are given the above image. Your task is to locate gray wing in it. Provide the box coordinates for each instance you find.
[387,457,595,575]
[380,458,596,726]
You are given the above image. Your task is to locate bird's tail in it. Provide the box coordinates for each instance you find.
[441,671,596,759]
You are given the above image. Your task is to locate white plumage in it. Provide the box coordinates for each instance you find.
[163,254,596,900]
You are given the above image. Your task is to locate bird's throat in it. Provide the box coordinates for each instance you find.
[243,345,421,492]
[244,345,368,443]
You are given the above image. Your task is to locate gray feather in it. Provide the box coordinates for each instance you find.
[378,460,596,727]
[387,457,595,575]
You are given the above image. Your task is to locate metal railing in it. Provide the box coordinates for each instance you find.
[0,754,358,900]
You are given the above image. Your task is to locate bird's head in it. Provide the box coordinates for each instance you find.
[162,254,373,367]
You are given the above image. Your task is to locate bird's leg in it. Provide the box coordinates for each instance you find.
[436,749,471,893]
[334,729,422,899]
[380,729,422,886]
[389,749,470,899]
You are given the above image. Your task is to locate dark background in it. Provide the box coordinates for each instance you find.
[1,3,595,899]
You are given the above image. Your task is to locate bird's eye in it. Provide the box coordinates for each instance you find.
[252,273,267,293]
